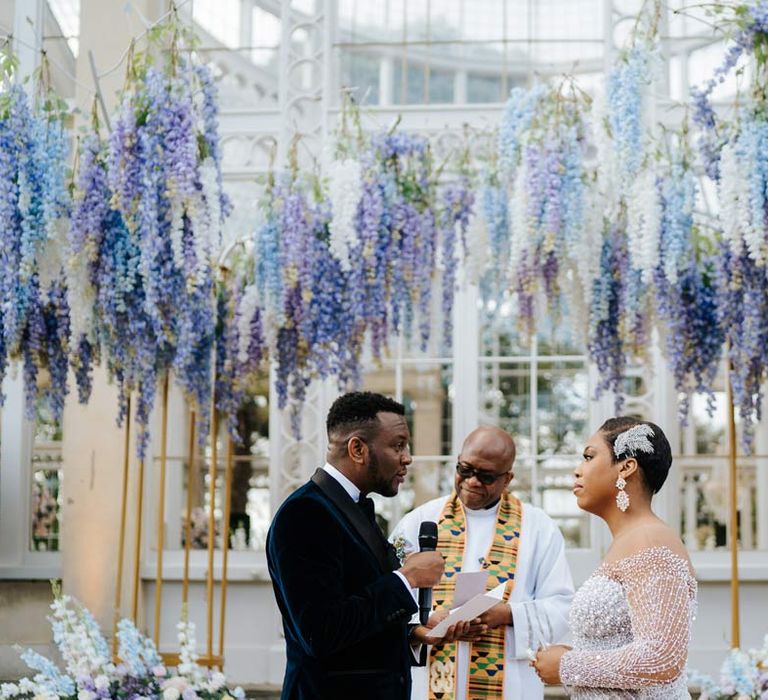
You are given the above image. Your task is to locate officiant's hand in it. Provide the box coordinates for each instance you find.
[478,602,513,629]
[531,644,571,685]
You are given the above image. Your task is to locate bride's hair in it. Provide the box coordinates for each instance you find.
[599,417,673,494]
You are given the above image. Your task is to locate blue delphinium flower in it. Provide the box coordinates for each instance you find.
[479,179,509,311]
[19,648,75,696]
[588,220,651,412]
[715,243,768,453]
[439,177,474,351]
[0,84,72,419]
[606,46,654,186]
[498,83,547,175]
[117,618,162,677]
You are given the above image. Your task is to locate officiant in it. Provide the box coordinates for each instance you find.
[266,392,445,700]
[390,425,574,700]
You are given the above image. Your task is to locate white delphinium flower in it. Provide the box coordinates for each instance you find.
[508,158,531,285]
[36,222,67,299]
[49,595,110,681]
[262,306,280,360]
[739,133,765,265]
[201,671,226,693]
[66,249,96,342]
[576,180,604,310]
[18,680,36,694]
[591,93,620,219]
[0,683,21,699]
[237,284,260,366]
[169,201,185,272]
[327,159,362,271]
[462,211,488,286]
[561,268,590,348]
[627,167,661,284]
[718,142,744,256]
[198,157,221,269]
[176,616,204,685]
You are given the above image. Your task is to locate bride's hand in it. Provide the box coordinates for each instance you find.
[530,644,571,685]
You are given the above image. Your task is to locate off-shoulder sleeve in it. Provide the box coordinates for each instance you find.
[560,547,696,690]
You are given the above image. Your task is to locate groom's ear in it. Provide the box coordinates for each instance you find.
[347,435,368,465]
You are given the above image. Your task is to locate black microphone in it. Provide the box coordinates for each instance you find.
[417,521,438,625]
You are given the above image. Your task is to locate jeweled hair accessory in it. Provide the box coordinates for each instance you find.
[613,424,655,459]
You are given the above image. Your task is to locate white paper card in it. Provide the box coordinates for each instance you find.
[427,581,507,638]
[452,571,489,607]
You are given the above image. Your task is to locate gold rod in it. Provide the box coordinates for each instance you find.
[206,402,219,660]
[154,374,170,647]
[112,396,132,657]
[218,434,234,663]
[725,357,740,648]
[182,408,197,605]
[131,457,145,623]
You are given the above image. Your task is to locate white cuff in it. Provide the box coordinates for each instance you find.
[510,601,532,659]
[393,570,418,604]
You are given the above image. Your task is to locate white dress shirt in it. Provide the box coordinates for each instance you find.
[322,463,415,599]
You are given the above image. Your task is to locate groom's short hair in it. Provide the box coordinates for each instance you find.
[326,391,405,442]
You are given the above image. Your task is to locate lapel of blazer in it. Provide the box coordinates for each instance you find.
[310,467,394,573]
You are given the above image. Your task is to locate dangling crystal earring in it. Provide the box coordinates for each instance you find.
[616,476,629,512]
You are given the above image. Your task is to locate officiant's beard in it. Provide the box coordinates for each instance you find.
[366,450,397,497]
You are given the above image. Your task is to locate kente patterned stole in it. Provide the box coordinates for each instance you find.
[428,491,523,700]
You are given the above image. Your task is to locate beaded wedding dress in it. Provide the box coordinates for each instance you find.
[560,546,697,699]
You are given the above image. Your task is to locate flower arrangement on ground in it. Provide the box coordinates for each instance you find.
[689,635,768,699]
[0,588,244,700]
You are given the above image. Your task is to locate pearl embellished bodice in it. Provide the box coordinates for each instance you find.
[560,546,697,699]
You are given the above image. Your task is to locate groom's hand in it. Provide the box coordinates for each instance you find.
[413,612,487,646]
[400,551,444,588]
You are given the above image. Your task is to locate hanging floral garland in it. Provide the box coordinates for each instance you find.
[0,56,72,421]
[253,166,352,435]
[584,5,661,411]
[474,88,534,323]
[690,0,768,451]
[97,23,230,454]
[588,217,651,408]
[493,80,593,337]
[245,112,466,437]
[652,138,724,421]
[690,1,768,180]
[69,121,164,455]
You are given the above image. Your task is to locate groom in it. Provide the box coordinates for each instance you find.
[267,391,445,700]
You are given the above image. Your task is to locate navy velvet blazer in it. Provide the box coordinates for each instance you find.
[266,468,418,700]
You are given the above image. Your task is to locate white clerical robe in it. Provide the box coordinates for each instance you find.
[390,495,574,700]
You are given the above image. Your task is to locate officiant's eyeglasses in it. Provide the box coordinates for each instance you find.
[455,461,510,485]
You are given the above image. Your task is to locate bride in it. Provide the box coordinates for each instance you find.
[532,417,697,699]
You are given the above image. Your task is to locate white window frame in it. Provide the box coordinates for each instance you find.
[0,374,62,579]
